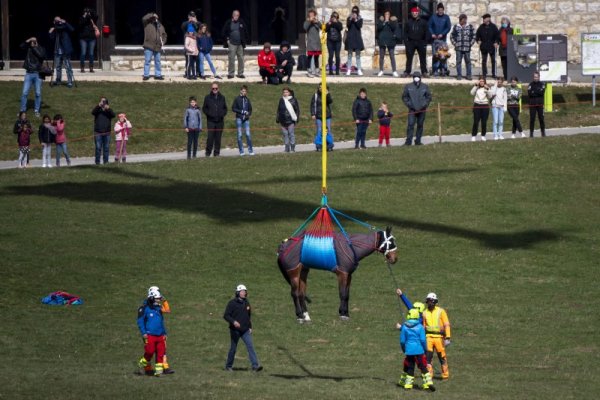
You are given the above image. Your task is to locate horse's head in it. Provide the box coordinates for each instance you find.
[378,226,398,264]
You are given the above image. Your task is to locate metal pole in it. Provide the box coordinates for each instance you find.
[437,102,442,143]
[593,76,597,107]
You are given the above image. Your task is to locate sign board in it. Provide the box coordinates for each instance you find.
[507,34,538,83]
[582,33,600,76]
[538,34,568,82]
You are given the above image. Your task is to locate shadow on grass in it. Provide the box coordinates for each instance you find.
[270,346,385,382]
[3,168,561,250]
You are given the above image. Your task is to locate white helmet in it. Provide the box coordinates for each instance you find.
[426,292,438,301]
[236,284,247,292]
[147,286,160,297]
[148,289,162,299]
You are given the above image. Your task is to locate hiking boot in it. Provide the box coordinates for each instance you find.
[252,365,263,372]
[398,372,408,386]
[403,375,414,390]
[224,367,233,372]
[163,368,175,374]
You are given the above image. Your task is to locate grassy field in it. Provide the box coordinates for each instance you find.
[1,81,599,161]
[1,134,599,399]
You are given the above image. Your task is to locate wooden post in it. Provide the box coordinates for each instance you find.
[437,102,442,143]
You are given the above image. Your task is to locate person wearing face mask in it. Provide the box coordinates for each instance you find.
[498,16,513,80]
[507,76,525,138]
[527,71,546,137]
[401,72,432,146]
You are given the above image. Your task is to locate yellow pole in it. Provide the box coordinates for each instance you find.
[544,83,553,113]
[320,21,328,195]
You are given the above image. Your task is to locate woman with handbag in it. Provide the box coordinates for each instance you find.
[78,7,99,73]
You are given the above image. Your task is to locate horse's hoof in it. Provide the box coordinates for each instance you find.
[339,316,350,321]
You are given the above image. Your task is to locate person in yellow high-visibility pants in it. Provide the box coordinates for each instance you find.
[423,292,451,379]
[144,286,175,375]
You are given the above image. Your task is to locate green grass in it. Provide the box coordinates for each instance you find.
[1,81,599,161]
[1,135,599,399]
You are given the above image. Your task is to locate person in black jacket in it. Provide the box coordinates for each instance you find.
[275,41,295,84]
[276,87,300,152]
[19,37,46,117]
[78,7,98,73]
[376,11,399,77]
[49,16,75,88]
[475,14,500,79]
[310,83,334,151]
[527,71,546,137]
[326,11,343,75]
[202,83,228,156]
[352,88,373,149]
[231,85,254,155]
[92,97,116,164]
[403,7,428,78]
[223,284,262,372]
[38,114,57,168]
[222,10,250,79]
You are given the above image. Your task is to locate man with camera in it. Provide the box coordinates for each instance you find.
[142,12,167,81]
[49,16,75,88]
[20,37,46,118]
[92,97,116,164]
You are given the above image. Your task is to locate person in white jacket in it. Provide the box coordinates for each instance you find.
[490,77,508,140]
[114,113,132,162]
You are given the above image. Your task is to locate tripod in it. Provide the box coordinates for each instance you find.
[159,31,172,82]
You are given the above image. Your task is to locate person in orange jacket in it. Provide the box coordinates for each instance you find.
[423,292,451,379]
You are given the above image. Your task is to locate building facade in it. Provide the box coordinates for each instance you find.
[1,0,598,69]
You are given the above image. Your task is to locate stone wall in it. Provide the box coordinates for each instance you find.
[312,0,599,66]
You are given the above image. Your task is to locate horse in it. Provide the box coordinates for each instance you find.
[277,227,398,322]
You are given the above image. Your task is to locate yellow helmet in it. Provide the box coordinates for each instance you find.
[406,308,420,320]
[413,302,426,314]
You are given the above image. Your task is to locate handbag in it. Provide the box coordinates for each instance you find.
[39,61,53,80]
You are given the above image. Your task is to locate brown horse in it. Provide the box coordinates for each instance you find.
[277,227,398,322]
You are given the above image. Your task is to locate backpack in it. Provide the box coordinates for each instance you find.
[297,54,308,71]
[42,291,83,305]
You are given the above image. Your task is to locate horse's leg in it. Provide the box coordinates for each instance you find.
[299,267,311,322]
[336,270,351,320]
[287,264,305,321]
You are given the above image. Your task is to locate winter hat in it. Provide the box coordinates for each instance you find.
[412,71,422,78]
[280,40,290,50]
[187,22,196,33]
[410,7,419,13]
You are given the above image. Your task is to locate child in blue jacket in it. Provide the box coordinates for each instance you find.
[399,308,435,391]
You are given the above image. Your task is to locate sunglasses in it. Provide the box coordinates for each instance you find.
[211,87,219,91]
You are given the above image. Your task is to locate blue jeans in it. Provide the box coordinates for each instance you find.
[236,118,253,154]
[187,129,200,158]
[54,54,74,84]
[492,107,505,136]
[456,50,472,78]
[144,49,162,78]
[80,39,96,67]
[198,52,217,76]
[347,50,361,70]
[55,143,71,165]
[355,122,369,147]
[94,133,110,164]
[20,72,43,113]
[225,329,259,369]
[406,111,426,145]
[314,118,334,150]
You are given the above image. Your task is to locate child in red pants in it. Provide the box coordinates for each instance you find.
[399,308,435,391]
[137,287,171,377]
[377,101,393,146]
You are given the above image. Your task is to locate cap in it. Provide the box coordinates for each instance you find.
[412,71,422,77]
[410,7,419,13]
[280,40,290,49]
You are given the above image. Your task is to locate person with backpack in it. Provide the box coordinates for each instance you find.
[326,11,343,75]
